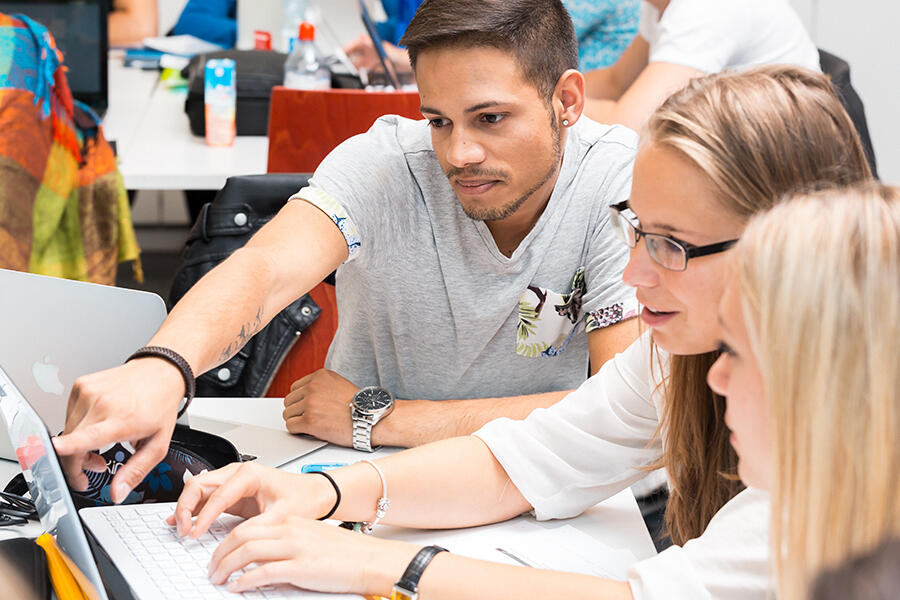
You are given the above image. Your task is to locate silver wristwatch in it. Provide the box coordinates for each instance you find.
[350,386,394,452]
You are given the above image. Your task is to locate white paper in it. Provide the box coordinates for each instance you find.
[142,35,224,57]
[498,525,638,580]
[421,520,639,581]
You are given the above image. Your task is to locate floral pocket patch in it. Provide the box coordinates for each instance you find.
[516,268,586,357]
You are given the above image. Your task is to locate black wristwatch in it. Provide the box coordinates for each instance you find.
[391,545,448,600]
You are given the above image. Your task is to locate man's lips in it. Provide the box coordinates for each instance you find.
[454,179,501,195]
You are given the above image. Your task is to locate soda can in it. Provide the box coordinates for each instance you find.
[204,58,236,147]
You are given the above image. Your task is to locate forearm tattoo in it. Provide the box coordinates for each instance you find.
[217,306,264,363]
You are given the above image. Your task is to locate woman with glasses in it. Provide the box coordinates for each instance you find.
[166,66,871,600]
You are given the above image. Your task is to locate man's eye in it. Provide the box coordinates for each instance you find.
[428,118,449,128]
[481,113,505,125]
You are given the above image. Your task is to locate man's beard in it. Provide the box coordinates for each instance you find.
[447,118,563,222]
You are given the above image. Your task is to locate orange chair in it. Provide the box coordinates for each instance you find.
[266,87,422,173]
[264,88,420,396]
[265,279,339,397]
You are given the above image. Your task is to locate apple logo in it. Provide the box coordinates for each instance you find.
[32,355,64,395]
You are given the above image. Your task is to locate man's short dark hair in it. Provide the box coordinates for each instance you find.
[400,0,579,100]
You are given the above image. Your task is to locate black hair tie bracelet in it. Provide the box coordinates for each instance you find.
[309,470,341,521]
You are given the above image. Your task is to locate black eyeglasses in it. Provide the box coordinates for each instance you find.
[609,200,738,272]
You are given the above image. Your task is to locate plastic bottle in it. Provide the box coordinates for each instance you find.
[281,0,309,53]
[283,22,331,90]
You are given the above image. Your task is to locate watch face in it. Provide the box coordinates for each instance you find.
[354,387,392,412]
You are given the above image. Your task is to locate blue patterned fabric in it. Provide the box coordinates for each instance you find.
[378,0,638,69]
[0,14,62,117]
[564,0,641,70]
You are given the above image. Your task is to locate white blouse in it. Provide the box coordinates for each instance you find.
[475,332,773,598]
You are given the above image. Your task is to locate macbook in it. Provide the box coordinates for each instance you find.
[0,269,324,466]
[0,365,355,600]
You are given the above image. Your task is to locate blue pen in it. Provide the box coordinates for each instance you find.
[301,462,348,473]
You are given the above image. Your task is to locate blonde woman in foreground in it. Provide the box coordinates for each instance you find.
[709,184,900,600]
[166,66,871,600]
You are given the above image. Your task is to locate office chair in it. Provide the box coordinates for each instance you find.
[819,48,878,178]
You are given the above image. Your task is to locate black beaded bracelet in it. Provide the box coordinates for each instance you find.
[309,470,341,521]
[125,346,195,417]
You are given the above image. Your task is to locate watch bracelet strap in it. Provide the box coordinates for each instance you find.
[392,545,448,599]
[125,346,195,417]
[352,416,375,452]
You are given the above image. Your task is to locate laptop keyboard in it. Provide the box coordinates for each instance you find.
[99,505,291,599]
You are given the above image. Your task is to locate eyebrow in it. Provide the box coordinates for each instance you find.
[419,101,507,115]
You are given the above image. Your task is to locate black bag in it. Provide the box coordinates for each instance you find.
[183,49,287,137]
[0,538,49,599]
[169,174,322,397]
[4,426,242,509]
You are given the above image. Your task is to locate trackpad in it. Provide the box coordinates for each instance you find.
[222,426,326,467]
[188,416,237,435]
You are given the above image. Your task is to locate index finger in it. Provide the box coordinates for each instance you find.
[53,420,133,457]
[182,464,259,538]
[168,463,242,535]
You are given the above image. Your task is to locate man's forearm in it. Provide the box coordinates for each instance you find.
[146,248,284,375]
[147,200,348,377]
[373,389,570,448]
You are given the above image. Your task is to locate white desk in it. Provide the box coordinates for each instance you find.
[104,57,270,191]
[0,397,657,586]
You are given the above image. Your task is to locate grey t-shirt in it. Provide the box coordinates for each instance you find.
[293,115,637,401]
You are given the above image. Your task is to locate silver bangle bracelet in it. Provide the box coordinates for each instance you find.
[359,459,389,534]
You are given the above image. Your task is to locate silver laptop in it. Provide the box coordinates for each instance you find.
[0,269,324,466]
[0,366,355,600]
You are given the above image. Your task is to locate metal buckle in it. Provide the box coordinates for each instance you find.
[391,584,417,600]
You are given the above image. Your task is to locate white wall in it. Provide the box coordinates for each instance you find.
[791,0,899,183]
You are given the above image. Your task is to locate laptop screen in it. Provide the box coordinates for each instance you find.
[2,0,109,113]
[359,0,401,89]
[0,366,109,600]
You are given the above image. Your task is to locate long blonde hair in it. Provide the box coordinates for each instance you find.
[643,65,872,544]
[736,184,900,600]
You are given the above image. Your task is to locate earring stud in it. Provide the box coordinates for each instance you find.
[562,119,569,127]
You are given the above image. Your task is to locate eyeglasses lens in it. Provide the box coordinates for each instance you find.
[646,235,687,271]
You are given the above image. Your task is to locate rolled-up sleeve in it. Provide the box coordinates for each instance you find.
[474,332,662,520]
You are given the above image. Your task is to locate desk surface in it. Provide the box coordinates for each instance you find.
[104,57,269,191]
[0,397,657,583]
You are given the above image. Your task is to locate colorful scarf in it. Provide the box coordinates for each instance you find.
[0,13,141,284]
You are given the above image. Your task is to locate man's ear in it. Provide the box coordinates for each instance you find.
[554,69,586,127]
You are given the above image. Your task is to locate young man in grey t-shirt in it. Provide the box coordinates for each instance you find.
[55,0,639,502]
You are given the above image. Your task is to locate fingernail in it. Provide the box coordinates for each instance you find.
[112,482,129,504]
